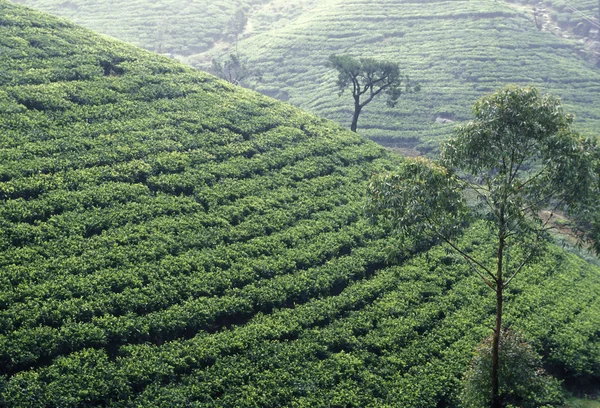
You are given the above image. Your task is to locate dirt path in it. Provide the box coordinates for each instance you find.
[504,1,566,36]
[503,0,600,64]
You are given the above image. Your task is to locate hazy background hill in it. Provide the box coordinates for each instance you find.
[9,0,600,154]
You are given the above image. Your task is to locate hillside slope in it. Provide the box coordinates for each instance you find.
[238,0,600,150]
[9,0,600,153]
[7,0,322,58]
[7,0,266,55]
[0,2,599,406]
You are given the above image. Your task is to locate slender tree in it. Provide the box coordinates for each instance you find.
[212,53,261,87]
[228,7,247,52]
[212,53,248,86]
[366,86,599,408]
[328,54,419,132]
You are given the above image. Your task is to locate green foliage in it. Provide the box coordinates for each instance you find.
[365,157,468,240]
[10,0,600,148]
[211,53,261,86]
[212,53,248,85]
[0,3,599,407]
[328,54,419,132]
[228,7,248,39]
[444,86,599,253]
[461,330,564,408]
[368,86,600,407]
[8,0,267,56]
[566,398,600,408]
[237,0,600,147]
[329,54,413,107]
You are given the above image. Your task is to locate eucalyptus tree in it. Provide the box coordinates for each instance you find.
[328,54,419,132]
[366,86,599,408]
[228,7,247,52]
[212,53,248,86]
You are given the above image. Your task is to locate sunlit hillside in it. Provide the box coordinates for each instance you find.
[7,0,321,57]
[10,0,600,154]
[0,1,599,406]
[236,0,600,151]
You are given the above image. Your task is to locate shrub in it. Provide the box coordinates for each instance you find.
[461,330,564,408]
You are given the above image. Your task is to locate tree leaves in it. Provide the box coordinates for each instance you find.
[365,157,468,241]
[328,54,419,131]
[443,86,599,251]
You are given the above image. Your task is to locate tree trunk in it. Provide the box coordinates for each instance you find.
[492,209,505,408]
[492,270,503,408]
[350,101,362,132]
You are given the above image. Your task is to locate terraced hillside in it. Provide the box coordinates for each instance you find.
[1,2,599,406]
[7,0,322,58]
[7,0,257,55]
[529,0,600,29]
[10,0,600,153]
[237,0,600,151]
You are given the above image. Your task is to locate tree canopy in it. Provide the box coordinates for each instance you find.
[328,54,419,132]
[212,53,248,86]
[367,86,599,407]
[212,53,262,87]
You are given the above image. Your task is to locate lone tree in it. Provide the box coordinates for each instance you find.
[366,86,599,408]
[212,53,261,87]
[328,54,419,132]
[227,7,247,52]
[212,53,248,86]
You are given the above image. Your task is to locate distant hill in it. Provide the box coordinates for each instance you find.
[9,0,600,154]
[7,0,263,55]
[237,0,600,152]
[6,0,321,57]
[0,1,599,406]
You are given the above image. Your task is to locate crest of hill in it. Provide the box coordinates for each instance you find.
[0,2,599,407]
[10,0,600,154]
[237,0,600,150]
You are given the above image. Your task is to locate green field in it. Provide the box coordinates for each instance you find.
[8,0,267,55]
[9,0,600,152]
[236,0,600,151]
[1,1,600,406]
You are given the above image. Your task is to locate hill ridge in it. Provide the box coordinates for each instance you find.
[9,0,600,151]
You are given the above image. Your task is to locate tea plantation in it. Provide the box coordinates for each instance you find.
[9,0,600,153]
[237,0,600,150]
[6,0,268,56]
[0,1,599,406]
[6,0,322,57]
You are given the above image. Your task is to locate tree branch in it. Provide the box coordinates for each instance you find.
[516,187,559,216]
[360,82,391,108]
[438,234,497,284]
[503,248,535,288]
[514,167,546,192]
[459,177,496,214]
[360,75,385,96]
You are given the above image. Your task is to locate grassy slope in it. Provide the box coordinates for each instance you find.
[238,0,600,150]
[7,0,323,58]
[0,1,599,406]
[7,0,272,55]
[10,0,600,153]
[567,399,600,408]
